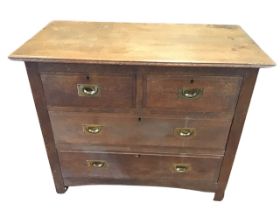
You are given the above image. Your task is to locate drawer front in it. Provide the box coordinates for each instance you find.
[41,72,135,109]
[144,74,242,113]
[50,111,232,151]
[59,151,222,183]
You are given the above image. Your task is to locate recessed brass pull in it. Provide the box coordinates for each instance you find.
[84,125,103,134]
[87,160,106,168]
[77,84,100,96]
[83,86,98,95]
[174,164,190,173]
[175,128,195,137]
[179,88,203,99]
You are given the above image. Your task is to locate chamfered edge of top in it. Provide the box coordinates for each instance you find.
[8,20,276,68]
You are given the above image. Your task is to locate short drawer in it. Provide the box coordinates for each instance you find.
[59,151,222,183]
[50,111,232,153]
[144,74,242,113]
[41,71,135,109]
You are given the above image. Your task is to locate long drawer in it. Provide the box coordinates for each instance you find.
[58,151,222,184]
[50,111,232,153]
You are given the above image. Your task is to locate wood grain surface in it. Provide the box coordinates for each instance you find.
[144,73,242,113]
[9,21,274,200]
[59,151,222,183]
[9,21,275,67]
[49,111,232,154]
[41,70,135,108]
[25,62,68,193]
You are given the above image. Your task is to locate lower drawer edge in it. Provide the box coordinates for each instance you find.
[57,143,225,156]
[63,177,218,192]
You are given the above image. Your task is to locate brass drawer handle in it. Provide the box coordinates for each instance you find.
[83,86,98,95]
[87,160,106,168]
[174,164,190,173]
[175,128,195,137]
[179,88,203,99]
[84,125,103,134]
[77,84,100,96]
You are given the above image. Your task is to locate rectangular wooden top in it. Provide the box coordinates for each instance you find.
[9,21,275,68]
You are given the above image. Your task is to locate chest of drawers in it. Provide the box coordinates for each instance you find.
[9,21,274,200]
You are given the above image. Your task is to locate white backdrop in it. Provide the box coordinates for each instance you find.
[1,0,279,209]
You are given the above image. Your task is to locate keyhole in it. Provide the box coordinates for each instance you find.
[135,154,141,158]
[138,117,142,122]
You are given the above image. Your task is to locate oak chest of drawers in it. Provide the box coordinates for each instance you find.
[9,21,274,200]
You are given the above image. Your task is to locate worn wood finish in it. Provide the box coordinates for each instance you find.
[214,69,259,201]
[10,21,274,200]
[59,151,223,184]
[144,73,242,113]
[41,71,136,109]
[9,21,274,67]
[49,111,232,154]
[25,62,67,193]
